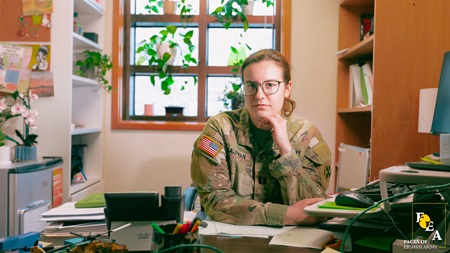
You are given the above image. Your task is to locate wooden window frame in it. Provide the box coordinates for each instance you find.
[111,0,291,131]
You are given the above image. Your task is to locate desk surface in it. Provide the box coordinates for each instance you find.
[200,235,321,253]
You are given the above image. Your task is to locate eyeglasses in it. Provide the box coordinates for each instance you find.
[240,80,286,96]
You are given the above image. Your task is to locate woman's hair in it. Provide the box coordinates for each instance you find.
[240,49,296,117]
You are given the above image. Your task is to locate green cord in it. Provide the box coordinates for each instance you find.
[339,182,450,253]
[155,243,223,253]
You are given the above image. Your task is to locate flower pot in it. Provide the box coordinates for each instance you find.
[0,146,12,167]
[243,1,255,15]
[163,0,177,14]
[15,146,37,161]
[157,42,179,66]
[144,104,154,116]
[79,65,97,80]
[165,106,184,116]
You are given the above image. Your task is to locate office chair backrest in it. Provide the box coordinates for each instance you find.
[184,186,198,211]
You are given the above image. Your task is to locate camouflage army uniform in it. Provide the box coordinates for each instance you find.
[190,107,331,226]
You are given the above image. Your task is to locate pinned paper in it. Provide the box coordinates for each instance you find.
[32,15,42,25]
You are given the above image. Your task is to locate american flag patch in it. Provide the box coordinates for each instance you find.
[198,135,222,157]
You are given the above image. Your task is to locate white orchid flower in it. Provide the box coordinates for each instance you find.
[29,90,38,102]
[11,103,26,115]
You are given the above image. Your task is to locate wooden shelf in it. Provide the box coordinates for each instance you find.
[336,0,447,182]
[337,106,372,114]
[338,34,374,60]
[340,0,374,6]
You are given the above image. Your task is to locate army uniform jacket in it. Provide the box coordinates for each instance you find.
[190,108,331,226]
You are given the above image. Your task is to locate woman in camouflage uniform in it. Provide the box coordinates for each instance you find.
[191,49,331,226]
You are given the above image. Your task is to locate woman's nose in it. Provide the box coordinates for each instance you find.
[254,85,265,98]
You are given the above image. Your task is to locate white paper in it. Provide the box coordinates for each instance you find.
[269,227,352,251]
[198,218,291,238]
[40,214,105,222]
[41,202,104,217]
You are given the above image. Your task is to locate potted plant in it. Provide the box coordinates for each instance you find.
[220,84,245,110]
[0,130,11,166]
[0,91,39,161]
[74,50,114,92]
[136,0,196,115]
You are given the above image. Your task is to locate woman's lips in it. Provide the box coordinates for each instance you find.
[254,104,268,108]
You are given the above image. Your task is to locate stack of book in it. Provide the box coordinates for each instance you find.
[40,201,107,247]
[349,62,373,108]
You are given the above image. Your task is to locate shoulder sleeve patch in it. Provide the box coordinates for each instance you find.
[197,135,223,158]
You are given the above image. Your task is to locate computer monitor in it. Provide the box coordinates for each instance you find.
[431,51,450,135]
[430,51,450,159]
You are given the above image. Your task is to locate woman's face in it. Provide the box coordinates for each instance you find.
[242,60,292,126]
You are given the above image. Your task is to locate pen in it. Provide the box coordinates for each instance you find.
[172,223,182,235]
[178,221,191,234]
[189,219,201,233]
[188,217,199,232]
[151,222,165,234]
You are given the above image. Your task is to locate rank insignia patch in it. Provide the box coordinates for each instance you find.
[198,135,222,157]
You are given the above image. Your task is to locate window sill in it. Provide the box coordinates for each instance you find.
[111,118,205,131]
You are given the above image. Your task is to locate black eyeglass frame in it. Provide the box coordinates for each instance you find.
[239,80,287,96]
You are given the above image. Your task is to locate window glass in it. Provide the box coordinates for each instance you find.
[208,0,274,16]
[207,76,242,116]
[134,27,199,66]
[133,75,198,117]
[208,28,273,66]
[133,0,200,15]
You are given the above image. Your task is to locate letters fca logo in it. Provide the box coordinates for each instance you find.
[416,212,443,241]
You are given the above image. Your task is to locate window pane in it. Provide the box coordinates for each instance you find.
[207,76,242,117]
[132,0,200,15]
[208,28,273,66]
[134,27,199,66]
[208,0,274,16]
[133,75,198,117]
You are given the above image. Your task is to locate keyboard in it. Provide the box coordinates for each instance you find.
[355,180,414,201]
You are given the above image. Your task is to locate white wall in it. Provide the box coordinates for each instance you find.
[289,1,339,192]
[102,0,339,194]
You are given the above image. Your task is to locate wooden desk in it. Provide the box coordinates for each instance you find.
[201,235,321,253]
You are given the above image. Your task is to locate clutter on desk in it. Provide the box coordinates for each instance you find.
[0,231,40,253]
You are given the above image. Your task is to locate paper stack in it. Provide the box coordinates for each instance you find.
[40,202,107,246]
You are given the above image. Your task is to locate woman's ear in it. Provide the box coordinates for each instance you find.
[284,81,292,97]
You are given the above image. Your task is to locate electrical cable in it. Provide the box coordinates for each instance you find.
[154,243,223,253]
[339,182,450,253]
[381,208,408,240]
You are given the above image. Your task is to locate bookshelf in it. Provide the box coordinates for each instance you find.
[336,0,449,180]
[69,0,106,201]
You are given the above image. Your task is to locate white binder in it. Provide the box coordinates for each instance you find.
[336,143,370,192]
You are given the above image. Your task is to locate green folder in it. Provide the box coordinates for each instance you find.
[74,193,105,208]
[318,201,379,211]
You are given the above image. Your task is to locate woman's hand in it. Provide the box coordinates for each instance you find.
[284,198,327,225]
[257,114,292,155]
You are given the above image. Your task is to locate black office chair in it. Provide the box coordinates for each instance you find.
[184,186,199,211]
